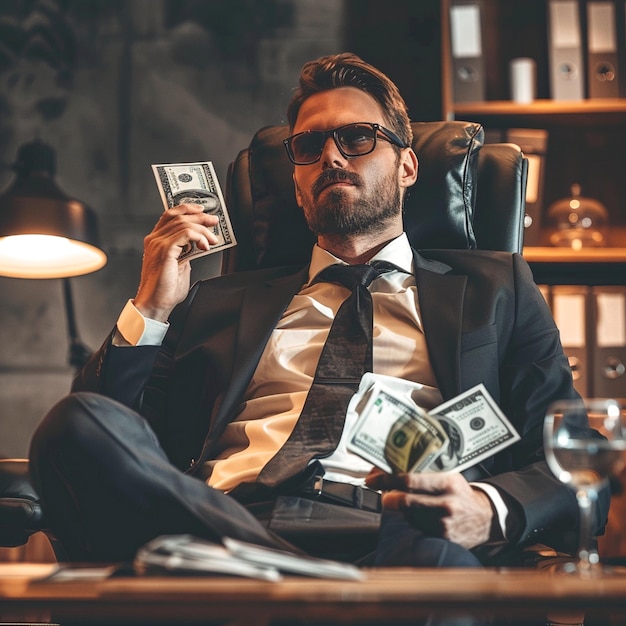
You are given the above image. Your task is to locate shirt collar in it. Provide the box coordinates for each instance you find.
[307,233,414,284]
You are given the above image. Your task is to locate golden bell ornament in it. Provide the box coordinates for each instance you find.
[545,184,609,250]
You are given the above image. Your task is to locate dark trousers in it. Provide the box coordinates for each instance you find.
[29,392,482,571]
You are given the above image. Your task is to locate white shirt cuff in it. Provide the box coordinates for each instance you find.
[471,482,509,540]
[114,299,169,347]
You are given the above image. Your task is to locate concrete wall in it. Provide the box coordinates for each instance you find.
[0,0,443,457]
[0,0,347,457]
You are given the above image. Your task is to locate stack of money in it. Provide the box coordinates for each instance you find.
[152,161,237,262]
[347,374,520,474]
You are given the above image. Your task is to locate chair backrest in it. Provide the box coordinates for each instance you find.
[223,121,527,274]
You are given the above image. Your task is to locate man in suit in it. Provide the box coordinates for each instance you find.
[29,53,606,569]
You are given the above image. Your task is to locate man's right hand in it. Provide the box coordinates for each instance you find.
[133,204,220,322]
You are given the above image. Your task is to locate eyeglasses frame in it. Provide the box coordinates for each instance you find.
[283,122,410,165]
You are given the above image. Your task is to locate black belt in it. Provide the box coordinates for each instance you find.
[295,475,382,513]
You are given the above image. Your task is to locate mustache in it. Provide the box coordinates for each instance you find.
[312,169,362,199]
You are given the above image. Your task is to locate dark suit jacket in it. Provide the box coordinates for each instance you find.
[73,248,606,552]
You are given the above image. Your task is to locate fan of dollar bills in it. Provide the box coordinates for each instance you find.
[347,374,520,474]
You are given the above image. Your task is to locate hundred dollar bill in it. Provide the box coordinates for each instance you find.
[428,383,520,473]
[151,161,237,262]
[347,376,520,475]
[347,381,448,474]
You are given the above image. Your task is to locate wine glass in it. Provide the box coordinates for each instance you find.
[544,398,626,576]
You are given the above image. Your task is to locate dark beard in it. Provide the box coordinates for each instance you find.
[303,170,401,236]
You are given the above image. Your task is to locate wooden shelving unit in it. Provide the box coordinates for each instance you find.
[524,247,626,285]
[441,1,626,284]
[524,247,626,263]
[453,99,626,127]
[455,99,626,116]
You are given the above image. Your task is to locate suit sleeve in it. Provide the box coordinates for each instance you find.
[71,282,200,411]
[482,254,609,550]
[70,334,161,410]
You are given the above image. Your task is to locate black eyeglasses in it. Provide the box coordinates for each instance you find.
[283,122,409,165]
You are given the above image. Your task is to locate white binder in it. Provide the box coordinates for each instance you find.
[547,0,585,100]
[449,2,486,102]
[586,1,620,98]
[552,285,591,397]
[591,286,626,397]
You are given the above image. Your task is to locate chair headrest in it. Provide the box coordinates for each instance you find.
[229,120,484,271]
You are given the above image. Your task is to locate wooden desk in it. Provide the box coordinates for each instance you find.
[1,563,625,625]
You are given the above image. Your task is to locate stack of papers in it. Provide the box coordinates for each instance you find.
[134,535,365,582]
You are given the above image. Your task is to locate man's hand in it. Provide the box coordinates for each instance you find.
[366,469,494,550]
[134,204,220,322]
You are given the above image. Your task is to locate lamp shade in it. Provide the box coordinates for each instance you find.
[0,140,107,278]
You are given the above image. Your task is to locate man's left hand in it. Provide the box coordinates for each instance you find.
[366,470,493,549]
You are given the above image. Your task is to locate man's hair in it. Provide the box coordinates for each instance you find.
[286,52,413,146]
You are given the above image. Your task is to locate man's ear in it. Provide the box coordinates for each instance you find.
[399,148,418,189]
[293,173,303,207]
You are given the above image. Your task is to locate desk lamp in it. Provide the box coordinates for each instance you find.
[0,139,107,369]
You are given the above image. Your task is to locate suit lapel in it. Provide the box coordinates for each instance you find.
[413,250,467,400]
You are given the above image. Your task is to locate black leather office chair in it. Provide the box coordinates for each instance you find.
[222,120,526,274]
[0,120,528,555]
[0,458,44,548]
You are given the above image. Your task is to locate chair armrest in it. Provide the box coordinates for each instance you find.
[0,459,44,547]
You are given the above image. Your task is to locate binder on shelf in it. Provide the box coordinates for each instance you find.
[552,286,591,397]
[585,1,620,98]
[449,1,486,103]
[505,128,548,247]
[591,286,626,398]
[547,0,585,100]
[619,1,626,97]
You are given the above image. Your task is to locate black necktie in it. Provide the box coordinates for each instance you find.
[257,262,395,487]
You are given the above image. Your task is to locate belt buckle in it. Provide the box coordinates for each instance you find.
[312,475,324,497]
